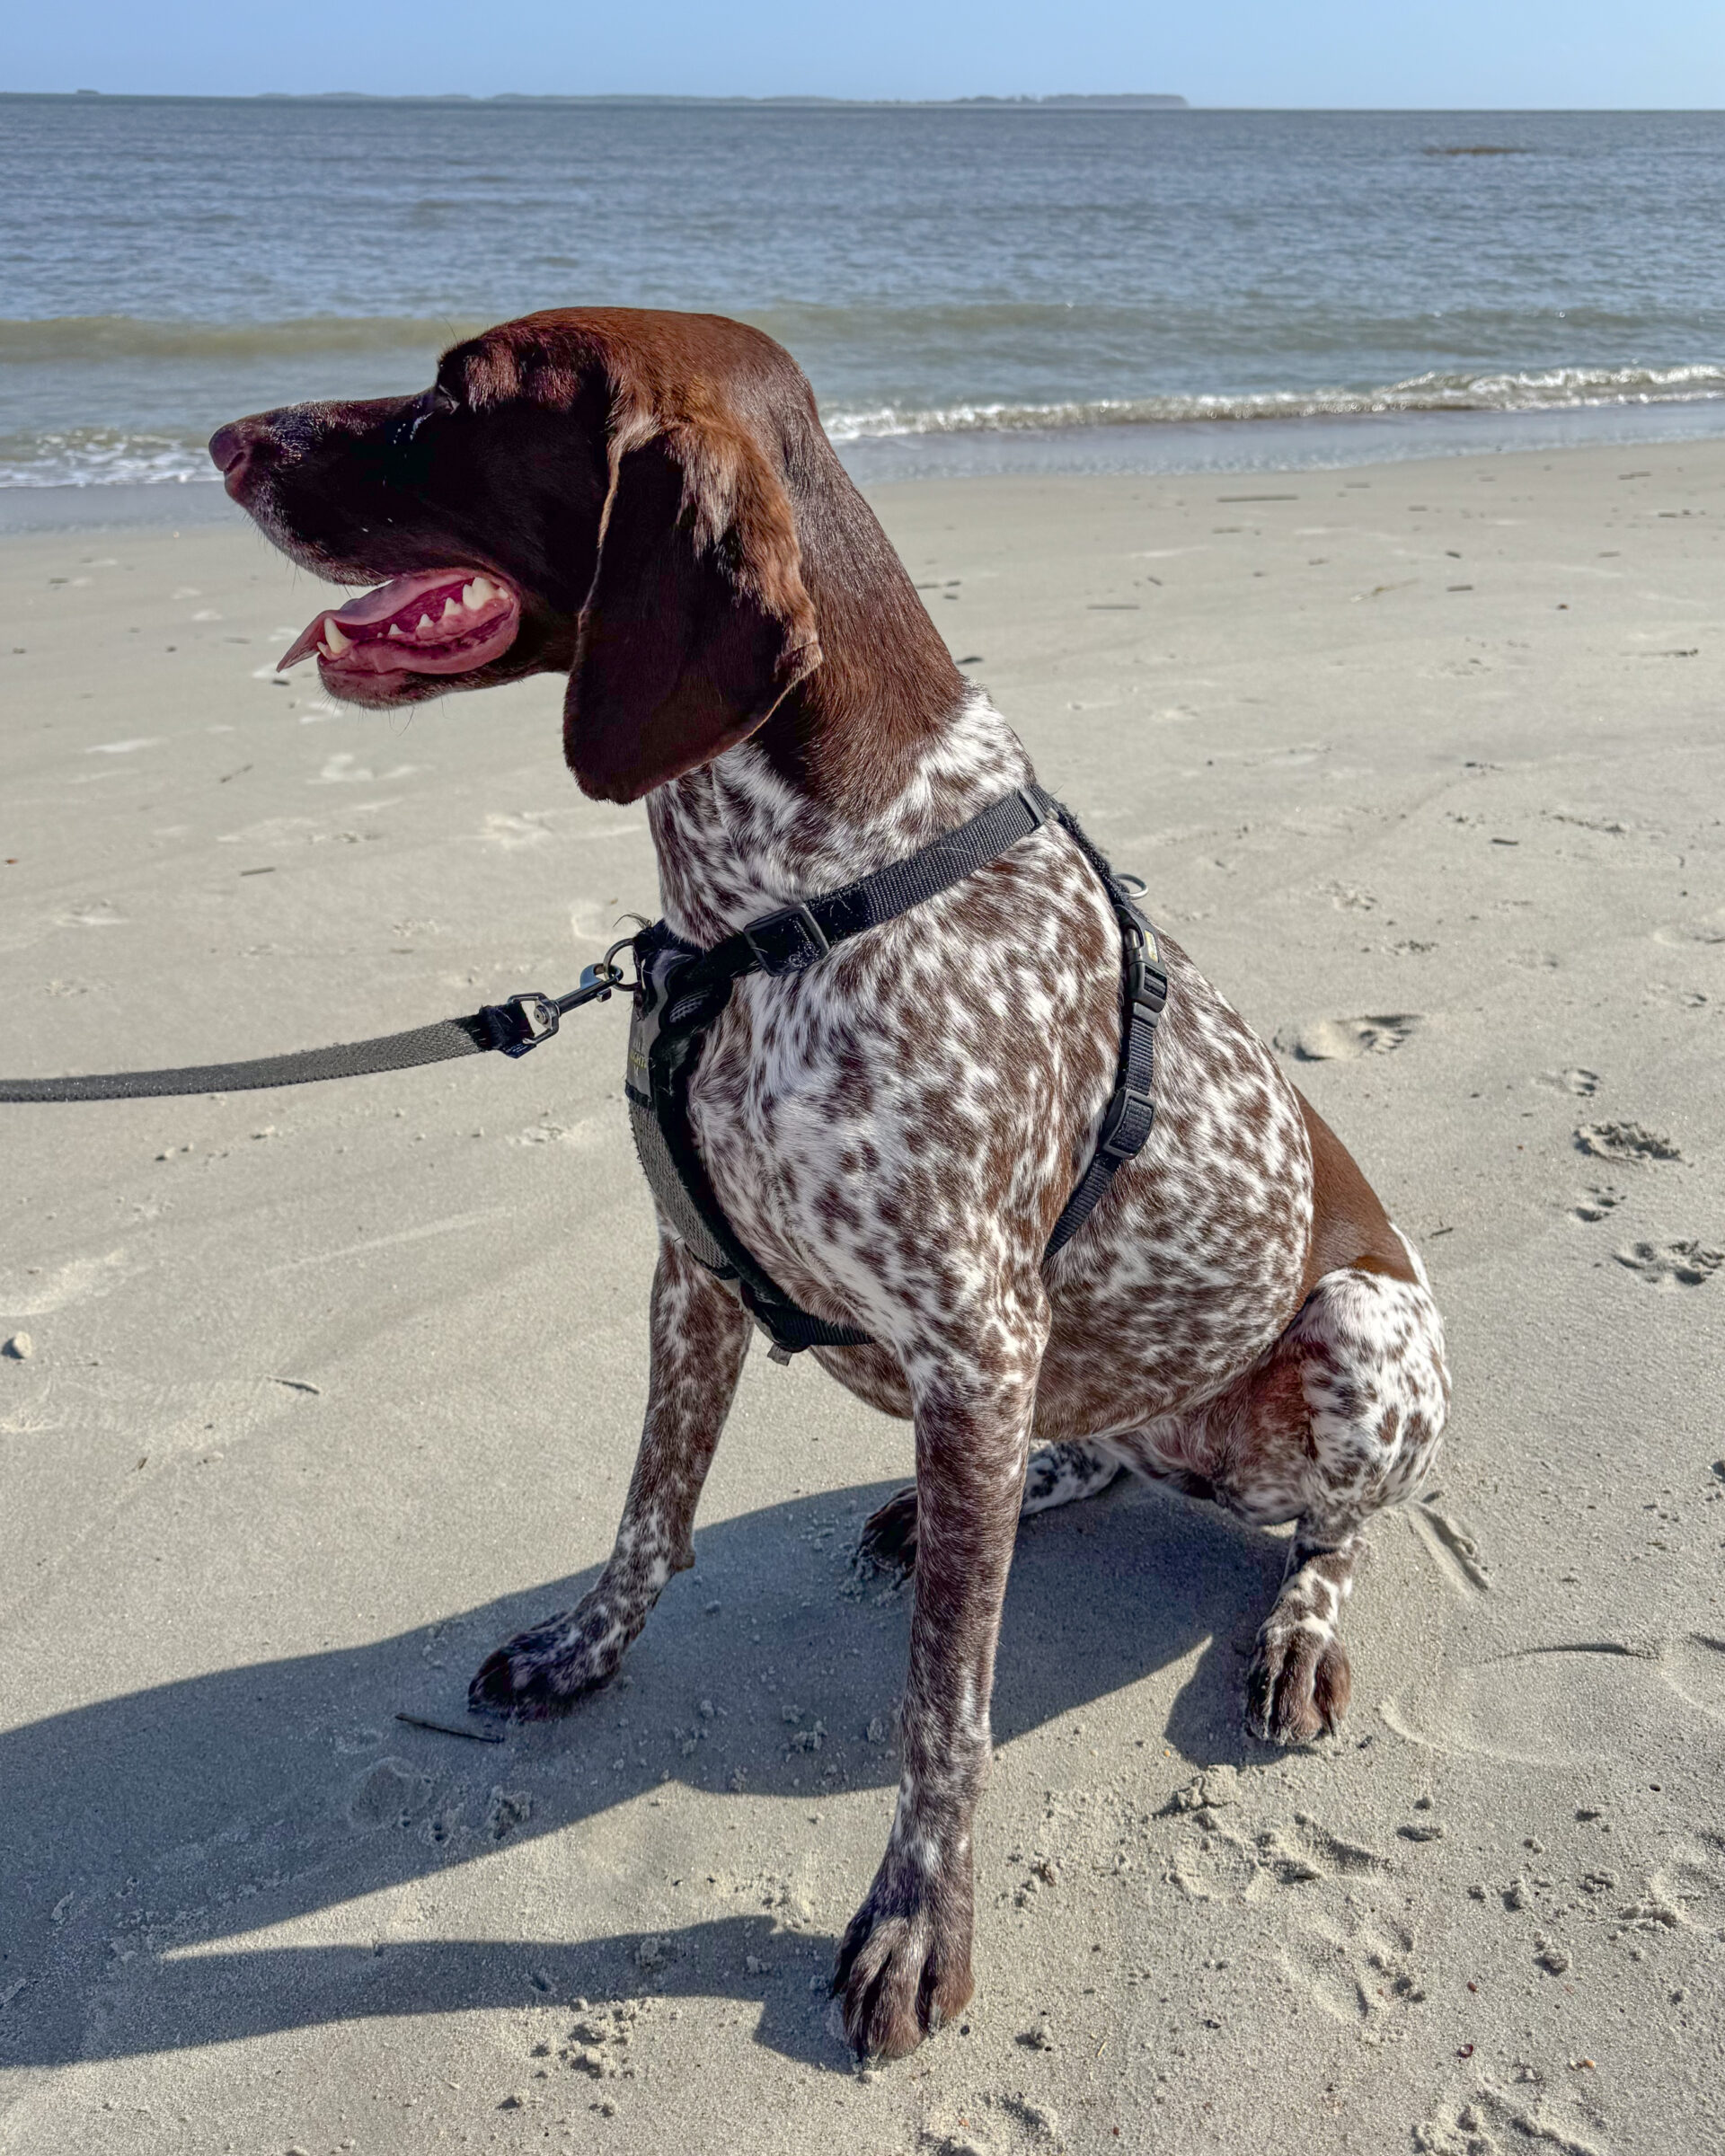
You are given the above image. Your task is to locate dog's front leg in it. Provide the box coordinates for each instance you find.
[835,1296,1045,2059]
[470,1235,752,1718]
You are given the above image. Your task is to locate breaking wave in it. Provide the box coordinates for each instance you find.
[821,363,1725,442]
[3,355,1722,487]
[0,429,220,488]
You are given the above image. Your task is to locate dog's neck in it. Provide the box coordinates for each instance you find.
[647,487,1032,945]
[647,692,1029,943]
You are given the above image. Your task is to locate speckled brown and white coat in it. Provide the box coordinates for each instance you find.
[214,305,1451,2063]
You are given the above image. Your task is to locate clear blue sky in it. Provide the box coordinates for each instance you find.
[8,1,1724,108]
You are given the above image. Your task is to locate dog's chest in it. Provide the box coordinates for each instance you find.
[675,859,1120,1326]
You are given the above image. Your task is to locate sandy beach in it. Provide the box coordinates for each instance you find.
[3,437,1722,2155]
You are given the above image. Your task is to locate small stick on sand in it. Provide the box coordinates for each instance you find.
[395,1711,504,1745]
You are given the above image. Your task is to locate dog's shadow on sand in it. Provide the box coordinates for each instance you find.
[3,1477,1287,2071]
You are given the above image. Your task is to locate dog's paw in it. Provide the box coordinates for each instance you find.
[833,1852,973,2060]
[468,1595,624,1720]
[854,1484,919,1575]
[1244,1611,1351,1746]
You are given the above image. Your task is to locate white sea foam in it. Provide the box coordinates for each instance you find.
[0,429,220,488]
[820,364,1725,443]
[7,363,1724,490]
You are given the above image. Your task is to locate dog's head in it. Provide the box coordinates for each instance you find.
[211,309,832,803]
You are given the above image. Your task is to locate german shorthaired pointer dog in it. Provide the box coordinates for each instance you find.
[211,308,1449,2061]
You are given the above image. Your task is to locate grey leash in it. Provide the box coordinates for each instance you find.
[0,958,632,1104]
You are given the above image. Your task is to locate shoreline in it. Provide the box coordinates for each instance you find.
[6,395,1725,534]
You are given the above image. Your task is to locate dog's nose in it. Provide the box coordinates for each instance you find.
[208,420,265,500]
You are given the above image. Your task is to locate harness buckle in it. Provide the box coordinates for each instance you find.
[1097,1083,1155,1161]
[742,901,831,976]
[480,993,561,1058]
[1126,942,1168,1023]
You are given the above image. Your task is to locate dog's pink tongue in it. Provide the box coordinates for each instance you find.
[277,569,482,669]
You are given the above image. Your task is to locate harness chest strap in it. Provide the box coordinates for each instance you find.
[623,785,1167,1360]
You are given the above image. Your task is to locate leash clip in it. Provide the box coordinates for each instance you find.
[553,936,644,1021]
[482,993,561,1058]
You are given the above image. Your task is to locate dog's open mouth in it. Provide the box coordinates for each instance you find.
[278,568,520,680]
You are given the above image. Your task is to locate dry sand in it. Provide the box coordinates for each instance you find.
[2,440,1722,2156]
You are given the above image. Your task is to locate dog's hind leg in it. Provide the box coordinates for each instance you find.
[1170,1250,1448,1745]
[470,1236,752,1719]
[1244,1527,1365,1745]
[854,1438,1125,1574]
[1022,1438,1129,1515]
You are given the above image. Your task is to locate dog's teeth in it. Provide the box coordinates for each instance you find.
[441,595,462,622]
[323,616,352,657]
[387,623,406,640]
[417,614,435,635]
[467,575,496,605]
[461,579,482,609]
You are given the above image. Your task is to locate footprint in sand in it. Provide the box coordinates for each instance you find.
[1415,2085,1603,2156]
[507,1116,605,1150]
[1281,1908,1420,2022]
[1614,1240,1723,1289]
[1538,1067,1600,1097]
[0,1381,59,1437]
[1570,1184,1625,1224]
[1382,1639,1721,1767]
[1641,1822,1725,1932]
[1274,1013,1423,1062]
[53,900,126,929]
[1283,1812,1395,1879]
[474,809,554,848]
[347,1757,436,1831]
[0,1248,130,1319]
[1659,1635,1725,1721]
[1573,1120,1681,1164]
[314,750,420,784]
[919,2097,1057,2156]
[1167,1804,1391,1904]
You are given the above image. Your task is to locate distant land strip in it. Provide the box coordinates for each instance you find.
[19,90,1191,110]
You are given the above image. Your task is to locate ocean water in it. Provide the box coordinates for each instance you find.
[4,95,1725,490]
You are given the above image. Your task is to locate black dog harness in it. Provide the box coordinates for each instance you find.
[624,785,1167,1360]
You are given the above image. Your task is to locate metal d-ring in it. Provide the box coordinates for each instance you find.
[602,932,644,988]
[565,932,640,1007]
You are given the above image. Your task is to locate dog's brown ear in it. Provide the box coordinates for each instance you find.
[564,398,822,803]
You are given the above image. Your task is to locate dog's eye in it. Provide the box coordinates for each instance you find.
[391,384,459,449]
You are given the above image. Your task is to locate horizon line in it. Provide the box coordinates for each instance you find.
[3,89,1190,108]
[4,90,1721,111]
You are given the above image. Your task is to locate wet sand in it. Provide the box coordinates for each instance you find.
[2,439,1722,2154]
